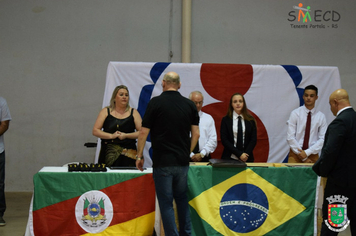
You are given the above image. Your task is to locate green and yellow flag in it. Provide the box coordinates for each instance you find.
[32,170,155,235]
[188,166,318,236]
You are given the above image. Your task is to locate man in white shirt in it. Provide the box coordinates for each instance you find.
[287,85,327,163]
[189,91,217,162]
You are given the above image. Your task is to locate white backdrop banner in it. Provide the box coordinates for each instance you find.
[95,62,341,166]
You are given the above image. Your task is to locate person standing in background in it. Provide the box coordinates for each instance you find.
[287,85,327,163]
[0,97,11,226]
[93,85,142,167]
[220,93,257,162]
[189,91,217,162]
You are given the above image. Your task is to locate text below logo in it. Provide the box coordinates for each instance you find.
[288,3,340,29]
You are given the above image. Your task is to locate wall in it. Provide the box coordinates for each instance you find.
[0,0,355,191]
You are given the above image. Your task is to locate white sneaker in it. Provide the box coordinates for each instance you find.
[0,216,6,226]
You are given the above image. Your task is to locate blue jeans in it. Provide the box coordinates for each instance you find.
[153,166,191,236]
[0,151,5,217]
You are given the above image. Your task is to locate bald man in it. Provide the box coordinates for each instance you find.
[313,89,356,235]
[136,72,199,236]
[189,91,217,162]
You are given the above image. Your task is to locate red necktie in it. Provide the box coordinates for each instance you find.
[302,112,311,150]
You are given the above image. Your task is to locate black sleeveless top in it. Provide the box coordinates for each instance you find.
[101,107,136,149]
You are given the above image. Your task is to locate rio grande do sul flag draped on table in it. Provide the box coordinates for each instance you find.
[187,166,318,236]
[32,170,155,236]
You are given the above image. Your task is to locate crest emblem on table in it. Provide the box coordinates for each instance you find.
[328,204,347,227]
[75,190,114,233]
[325,195,350,232]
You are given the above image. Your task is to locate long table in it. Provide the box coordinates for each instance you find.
[26,164,319,236]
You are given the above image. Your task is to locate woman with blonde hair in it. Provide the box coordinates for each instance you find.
[93,85,142,167]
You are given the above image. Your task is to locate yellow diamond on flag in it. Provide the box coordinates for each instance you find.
[189,168,306,236]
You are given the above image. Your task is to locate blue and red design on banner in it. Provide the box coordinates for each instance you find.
[96,62,341,165]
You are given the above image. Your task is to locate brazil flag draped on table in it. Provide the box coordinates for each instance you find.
[187,165,318,236]
[31,168,155,236]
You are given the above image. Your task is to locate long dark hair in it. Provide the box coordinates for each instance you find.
[226,93,255,123]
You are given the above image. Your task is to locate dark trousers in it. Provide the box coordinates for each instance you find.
[0,151,5,217]
[153,166,191,236]
[320,180,356,235]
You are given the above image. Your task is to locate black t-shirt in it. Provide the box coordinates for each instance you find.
[142,91,199,167]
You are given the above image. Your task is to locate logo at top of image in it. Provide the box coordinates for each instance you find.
[324,195,350,233]
[293,3,311,22]
[220,183,268,233]
[288,3,340,23]
[75,190,114,234]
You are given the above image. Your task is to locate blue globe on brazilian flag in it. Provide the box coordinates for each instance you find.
[188,166,318,235]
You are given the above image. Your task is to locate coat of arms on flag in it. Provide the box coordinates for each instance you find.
[328,204,348,227]
[324,194,350,232]
[75,190,114,234]
[32,171,155,235]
